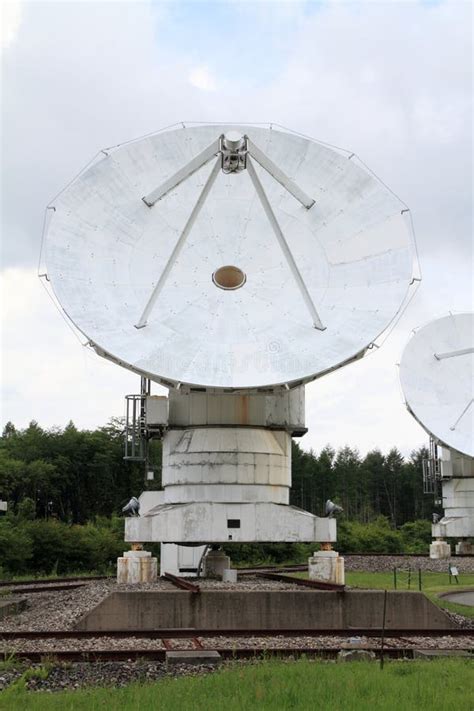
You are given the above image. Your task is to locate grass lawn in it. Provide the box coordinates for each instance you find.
[294,571,474,620]
[0,659,472,711]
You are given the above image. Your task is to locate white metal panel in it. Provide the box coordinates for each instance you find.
[161,427,291,492]
[125,502,336,543]
[400,313,474,457]
[159,543,207,577]
[168,388,305,429]
[138,491,164,515]
[163,484,289,504]
[145,396,169,426]
[44,124,416,390]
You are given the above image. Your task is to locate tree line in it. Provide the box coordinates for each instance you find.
[290,442,433,527]
[0,419,433,528]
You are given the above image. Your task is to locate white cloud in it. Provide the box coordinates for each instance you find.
[188,65,217,91]
[0,267,167,431]
[0,0,22,50]
[1,0,472,456]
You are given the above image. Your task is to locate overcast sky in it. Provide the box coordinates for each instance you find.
[1,0,472,457]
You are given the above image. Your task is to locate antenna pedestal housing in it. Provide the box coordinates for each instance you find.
[400,313,474,559]
[430,447,474,552]
[42,122,418,580]
[125,387,335,576]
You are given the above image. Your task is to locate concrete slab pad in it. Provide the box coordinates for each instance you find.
[166,650,221,667]
[76,590,456,631]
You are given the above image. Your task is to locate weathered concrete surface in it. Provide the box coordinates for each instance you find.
[116,550,158,584]
[126,501,336,544]
[430,540,451,559]
[308,551,345,585]
[75,590,455,631]
[203,549,230,579]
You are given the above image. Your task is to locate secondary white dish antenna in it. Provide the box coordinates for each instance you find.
[400,313,474,457]
[42,123,417,390]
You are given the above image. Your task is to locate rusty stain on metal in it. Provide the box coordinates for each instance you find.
[239,395,249,425]
[255,571,345,591]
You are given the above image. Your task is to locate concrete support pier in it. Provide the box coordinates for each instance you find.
[308,549,345,585]
[429,539,451,560]
[203,548,231,578]
[455,540,473,555]
[117,549,158,584]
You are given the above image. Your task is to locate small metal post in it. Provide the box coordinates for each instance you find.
[380,589,388,670]
[418,568,422,591]
[393,567,397,590]
[407,567,411,590]
[132,397,137,459]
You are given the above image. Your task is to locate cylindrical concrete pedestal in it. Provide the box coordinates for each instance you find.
[455,540,473,555]
[203,549,231,578]
[117,550,158,584]
[222,568,238,583]
[308,550,345,585]
[429,540,451,560]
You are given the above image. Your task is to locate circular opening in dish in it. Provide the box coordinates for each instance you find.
[212,265,246,290]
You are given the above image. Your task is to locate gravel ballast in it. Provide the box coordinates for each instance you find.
[0,565,471,693]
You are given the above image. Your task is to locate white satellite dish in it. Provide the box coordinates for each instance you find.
[42,123,417,390]
[400,313,474,458]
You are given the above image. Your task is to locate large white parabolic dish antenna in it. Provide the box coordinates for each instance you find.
[400,313,474,457]
[43,123,417,389]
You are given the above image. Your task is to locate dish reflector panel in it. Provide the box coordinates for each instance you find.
[44,124,416,389]
[400,313,474,457]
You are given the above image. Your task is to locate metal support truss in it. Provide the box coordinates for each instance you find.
[137,131,319,329]
[142,139,220,207]
[434,347,474,360]
[247,139,315,209]
[450,398,474,432]
[136,159,221,329]
[247,157,325,330]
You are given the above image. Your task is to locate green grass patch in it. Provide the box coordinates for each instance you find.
[294,570,474,620]
[0,659,472,711]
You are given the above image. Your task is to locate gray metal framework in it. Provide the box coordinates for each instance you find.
[124,377,150,461]
[136,132,322,330]
[422,437,442,498]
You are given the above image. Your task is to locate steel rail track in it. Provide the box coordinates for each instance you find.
[162,572,200,593]
[0,576,110,589]
[255,572,345,591]
[0,553,474,592]
[1,628,471,640]
[1,551,472,589]
[9,583,91,594]
[3,647,472,663]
